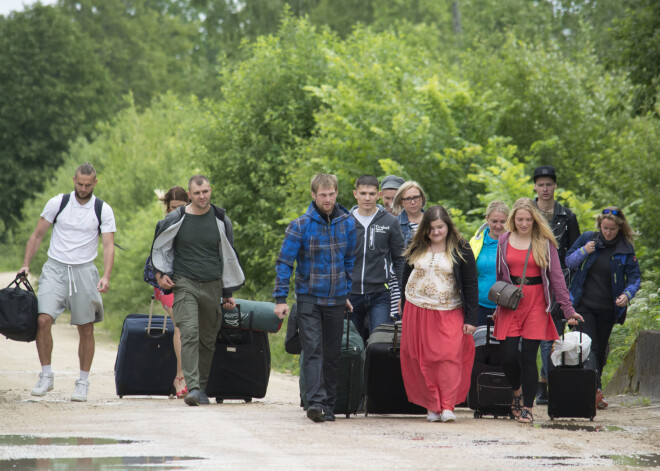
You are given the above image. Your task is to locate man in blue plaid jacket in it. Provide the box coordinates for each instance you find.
[273,173,357,423]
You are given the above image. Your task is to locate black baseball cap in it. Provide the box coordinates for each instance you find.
[533,165,556,182]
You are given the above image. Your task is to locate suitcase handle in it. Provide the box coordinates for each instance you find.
[345,308,351,349]
[392,320,402,354]
[146,294,169,338]
[559,319,584,366]
[486,315,496,345]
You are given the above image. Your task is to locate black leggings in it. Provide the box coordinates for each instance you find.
[501,337,541,408]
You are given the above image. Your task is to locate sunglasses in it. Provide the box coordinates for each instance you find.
[602,209,620,216]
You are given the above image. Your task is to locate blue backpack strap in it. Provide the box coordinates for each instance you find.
[52,193,70,225]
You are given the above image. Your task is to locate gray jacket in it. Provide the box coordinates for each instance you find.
[350,206,405,295]
[150,204,245,296]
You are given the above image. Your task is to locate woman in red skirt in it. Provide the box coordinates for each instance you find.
[493,198,583,424]
[400,206,478,423]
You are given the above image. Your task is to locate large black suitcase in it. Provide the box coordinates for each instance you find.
[547,323,597,421]
[114,295,176,397]
[467,317,514,419]
[299,312,364,418]
[0,275,38,342]
[363,321,426,416]
[206,307,271,403]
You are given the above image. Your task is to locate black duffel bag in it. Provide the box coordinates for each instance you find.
[0,274,38,342]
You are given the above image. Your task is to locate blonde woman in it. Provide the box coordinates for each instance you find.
[400,206,477,423]
[393,181,427,246]
[493,198,583,424]
[566,206,641,410]
[469,200,510,326]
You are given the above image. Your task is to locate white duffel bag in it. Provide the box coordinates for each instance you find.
[551,331,592,366]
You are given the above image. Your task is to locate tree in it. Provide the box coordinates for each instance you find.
[0,4,113,235]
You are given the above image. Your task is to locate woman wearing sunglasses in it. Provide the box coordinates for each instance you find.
[393,181,427,247]
[565,206,641,410]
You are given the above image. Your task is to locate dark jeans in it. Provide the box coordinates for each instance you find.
[579,305,616,390]
[297,302,345,409]
[477,305,496,327]
[539,317,566,380]
[501,337,541,408]
[349,290,392,335]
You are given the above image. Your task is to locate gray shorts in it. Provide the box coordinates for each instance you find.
[37,258,104,325]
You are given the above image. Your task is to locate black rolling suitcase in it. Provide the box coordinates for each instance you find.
[115,295,176,397]
[547,322,597,421]
[363,321,426,416]
[299,312,364,418]
[468,316,514,419]
[206,306,271,403]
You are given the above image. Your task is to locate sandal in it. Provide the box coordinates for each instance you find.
[174,377,188,399]
[518,408,534,424]
[511,392,523,418]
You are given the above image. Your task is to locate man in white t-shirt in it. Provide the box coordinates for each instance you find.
[18,162,116,402]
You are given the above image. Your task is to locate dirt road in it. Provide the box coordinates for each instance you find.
[1,273,659,470]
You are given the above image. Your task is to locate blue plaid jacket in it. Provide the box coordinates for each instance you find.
[274,202,356,306]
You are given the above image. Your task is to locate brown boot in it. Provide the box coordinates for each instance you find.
[596,388,608,410]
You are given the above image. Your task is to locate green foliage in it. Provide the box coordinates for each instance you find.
[0,4,114,234]
[602,272,660,388]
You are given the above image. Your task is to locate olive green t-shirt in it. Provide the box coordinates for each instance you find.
[173,210,223,281]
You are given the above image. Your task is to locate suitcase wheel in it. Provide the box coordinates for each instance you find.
[216,397,224,404]
[549,415,554,420]
[590,416,594,421]
[244,398,252,403]
[474,411,483,419]
[345,413,350,419]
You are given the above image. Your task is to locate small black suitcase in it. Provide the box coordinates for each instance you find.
[468,316,514,419]
[547,323,597,421]
[363,321,426,416]
[206,307,271,403]
[115,295,176,397]
[299,312,364,417]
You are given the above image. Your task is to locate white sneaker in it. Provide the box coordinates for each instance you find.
[427,410,442,422]
[441,410,456,422]
[71,379,89,402]
[31,372,54,396]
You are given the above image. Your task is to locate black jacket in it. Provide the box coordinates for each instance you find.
[401,239,478,326]
[534,198,580,270]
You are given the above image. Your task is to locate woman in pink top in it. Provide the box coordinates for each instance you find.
[155,186,190,398]
[493,198,583,424]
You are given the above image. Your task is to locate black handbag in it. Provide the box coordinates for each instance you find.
[0,274,39,342]
[488,244,532,311]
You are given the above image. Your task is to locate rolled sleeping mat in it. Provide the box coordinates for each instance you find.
[221,299,282,333]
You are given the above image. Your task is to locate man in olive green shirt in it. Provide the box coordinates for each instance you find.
[151,175,245,406]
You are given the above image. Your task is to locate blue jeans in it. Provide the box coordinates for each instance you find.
[349,290,392,335]
[540,317,566,380]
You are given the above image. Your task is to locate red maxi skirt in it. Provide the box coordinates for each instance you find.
[400,303,475,412]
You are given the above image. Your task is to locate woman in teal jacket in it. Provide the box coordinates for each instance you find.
[565,206,641,410]
[469,200,509,326]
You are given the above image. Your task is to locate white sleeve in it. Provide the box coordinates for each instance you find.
[100,203,117,233]
[40,194,65,223]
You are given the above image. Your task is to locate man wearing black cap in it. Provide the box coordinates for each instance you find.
[533,165,581,404]
[380,175,405,319]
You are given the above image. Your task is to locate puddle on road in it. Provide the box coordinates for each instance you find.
[605,454,660,467]
[536,423,625,432]
[507,454,660,468]
[0,456,203,470]
[0,435,135,446]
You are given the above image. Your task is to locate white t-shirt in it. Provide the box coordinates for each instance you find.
[353,210,377,229]
[41,192,117,264]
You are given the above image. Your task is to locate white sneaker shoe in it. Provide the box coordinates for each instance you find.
[441,410,456,422]
[427,410,442,422]
[31,372,54,396]
[71,379,89,402]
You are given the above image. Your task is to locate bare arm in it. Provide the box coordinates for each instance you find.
[19,217,52,276]
[97,232,115,293]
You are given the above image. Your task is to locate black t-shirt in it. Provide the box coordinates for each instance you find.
[578,243,616,313]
